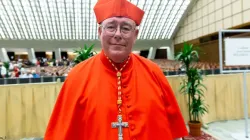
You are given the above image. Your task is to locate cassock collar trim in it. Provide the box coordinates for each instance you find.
[100,50,133,73]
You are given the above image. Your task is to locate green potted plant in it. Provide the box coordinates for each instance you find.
[73,44,96,66]
[175,42,208,137]
[3,61,10,78]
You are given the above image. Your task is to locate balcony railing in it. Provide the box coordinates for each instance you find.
[0,76,66,85]
[1,68,248,85]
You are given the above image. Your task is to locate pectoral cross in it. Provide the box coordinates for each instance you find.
[111,115,129,140]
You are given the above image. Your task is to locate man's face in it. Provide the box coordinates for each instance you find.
[98,17,139,63]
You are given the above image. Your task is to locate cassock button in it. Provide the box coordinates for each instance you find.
[130,125,135,130]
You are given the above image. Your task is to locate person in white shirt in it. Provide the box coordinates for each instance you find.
[0,62,7,78]
[19,70,29,78]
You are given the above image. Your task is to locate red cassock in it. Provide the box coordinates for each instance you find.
[44,51,188,140]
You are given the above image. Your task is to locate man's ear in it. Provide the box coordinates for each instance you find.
[133,29,139,43]
[98,26,102,38]
[135,29,139,38]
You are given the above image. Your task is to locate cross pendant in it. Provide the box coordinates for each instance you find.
[111,115,129,140]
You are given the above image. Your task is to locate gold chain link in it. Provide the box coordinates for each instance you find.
[105,54,130,115]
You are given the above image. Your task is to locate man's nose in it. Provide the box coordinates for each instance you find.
[114,27,122,40]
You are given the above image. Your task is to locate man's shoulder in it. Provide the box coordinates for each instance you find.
[75,54,98,67]
[132,54,162,71]
[67,54,99,78]
[132,54,166,81]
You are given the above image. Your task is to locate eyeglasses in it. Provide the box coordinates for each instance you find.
[100,24,136,38]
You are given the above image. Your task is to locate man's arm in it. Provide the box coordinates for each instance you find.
[44,78,82,140]
[154,67,189,139]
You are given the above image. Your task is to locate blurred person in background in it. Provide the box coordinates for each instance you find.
[0,62,7,78]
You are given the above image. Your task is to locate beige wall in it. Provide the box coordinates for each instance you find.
[174,0,250,44]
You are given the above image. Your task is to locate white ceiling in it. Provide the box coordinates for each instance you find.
[0,0,191,41]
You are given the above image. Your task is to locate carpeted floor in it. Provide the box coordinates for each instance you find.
[183,131,218,140]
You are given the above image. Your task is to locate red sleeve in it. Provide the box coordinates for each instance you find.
[44,78,83,140]
[155,68,188,138]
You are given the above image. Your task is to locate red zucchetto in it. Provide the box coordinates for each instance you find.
[93,0,144,26]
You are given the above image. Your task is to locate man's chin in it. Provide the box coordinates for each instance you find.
[110,44,126,49]
[108,50,129,63]
[109,50,125,56]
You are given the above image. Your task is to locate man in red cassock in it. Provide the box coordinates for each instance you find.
[44,0,188,139]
